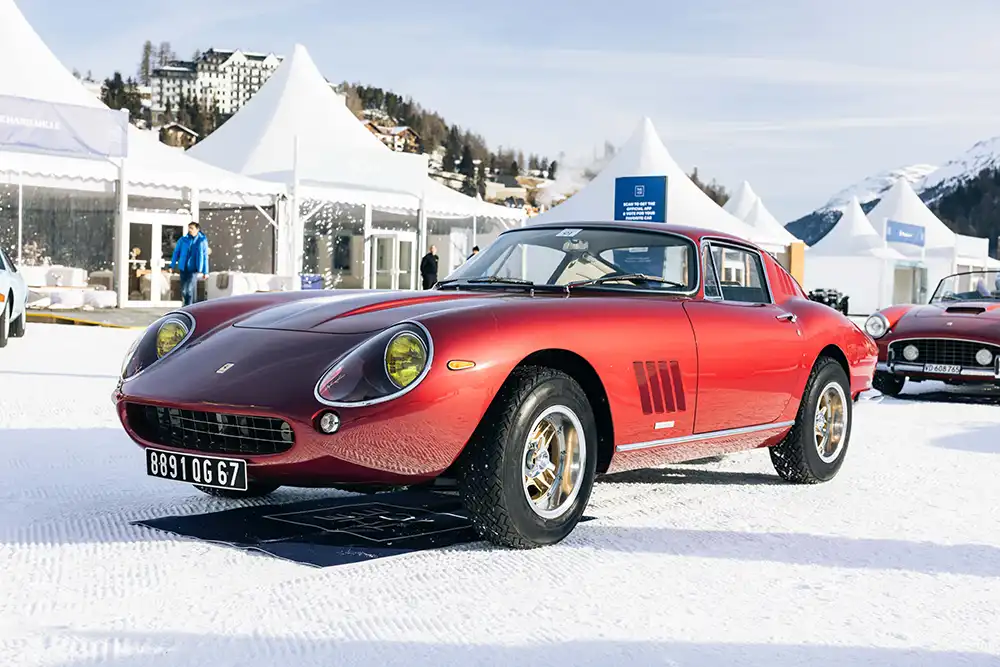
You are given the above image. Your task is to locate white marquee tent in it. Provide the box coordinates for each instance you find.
[531,117,790,253]
[188,43,523,279]
[721,180,758,220]
[865,177,999,303]
[724,181,799,246]
[802,196,905,314]
[0,0,282,202]
[0,0,284,306]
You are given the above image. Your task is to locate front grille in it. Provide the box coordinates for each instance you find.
[888,338,1000,368]
[126,403,294,456]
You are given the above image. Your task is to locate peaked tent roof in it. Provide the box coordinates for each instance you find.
[530,118,786,249]
[0,0,281,200]
[722,180,758,221]
[188,43,520,221]
[743,196,800,246]
[808,196,905,259]
[864,177,956,254]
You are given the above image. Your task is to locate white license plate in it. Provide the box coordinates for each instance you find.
[923,363,961,374]
[145,448,248,491]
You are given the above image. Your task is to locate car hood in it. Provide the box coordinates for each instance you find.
[231,289,506,334]
[894,301,1000,337]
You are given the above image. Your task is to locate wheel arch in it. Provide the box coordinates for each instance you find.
[514,349,616,474]
[815,343,850,383]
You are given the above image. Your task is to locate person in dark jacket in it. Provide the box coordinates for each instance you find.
[171,221,209,306]
[420,245,439,289]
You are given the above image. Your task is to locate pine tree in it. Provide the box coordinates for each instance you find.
[442,127,463,173]
[138,40,153,85]
[100,72,143,122]
[156,41,175,67]
[548,160,558,180]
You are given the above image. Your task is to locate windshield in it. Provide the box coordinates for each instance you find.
[931,271,1000,302]
[439,226,697,292]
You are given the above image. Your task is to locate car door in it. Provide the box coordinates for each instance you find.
[682,240,805,434]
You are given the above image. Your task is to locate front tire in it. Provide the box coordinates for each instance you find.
[456,366,597,549]
[0,302,8,348]
[194,481,280,499]
[873,371,905,397]
[10,310,25,338]
[770,357,853,484]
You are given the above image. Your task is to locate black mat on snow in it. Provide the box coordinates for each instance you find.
[134,489,595,567]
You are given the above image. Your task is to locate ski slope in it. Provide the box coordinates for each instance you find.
[2,324,999,666]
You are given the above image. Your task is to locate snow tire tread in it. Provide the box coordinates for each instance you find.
[456,365,572,550]
[769,356,847,484]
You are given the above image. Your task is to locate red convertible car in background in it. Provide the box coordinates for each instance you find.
[114,221,876,549]
[867,270,1000,397]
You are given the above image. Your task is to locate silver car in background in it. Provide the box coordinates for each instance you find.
[0,246,27,347]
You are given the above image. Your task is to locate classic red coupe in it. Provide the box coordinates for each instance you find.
[867,270,1000,397]
[114,221,876,548]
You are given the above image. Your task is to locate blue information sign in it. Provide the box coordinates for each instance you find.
[614,175,667,223]
[885,219,925,247]
[612,175,667,273]
[0,94,129,159]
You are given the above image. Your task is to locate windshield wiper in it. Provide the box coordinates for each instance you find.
[435,276,537,289]
[566,273,686,289]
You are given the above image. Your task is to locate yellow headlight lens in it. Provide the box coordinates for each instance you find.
[385,332,427,388]
[156,319,189,358]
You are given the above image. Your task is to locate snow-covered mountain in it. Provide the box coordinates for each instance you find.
[786,136,1000,245]
[819,164,938,211]
[919,136,1000,202]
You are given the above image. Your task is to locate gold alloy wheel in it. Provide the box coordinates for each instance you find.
[814,381,848,463]
[521,405,587,519]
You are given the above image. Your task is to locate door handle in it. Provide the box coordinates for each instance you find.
[776,312,797,323]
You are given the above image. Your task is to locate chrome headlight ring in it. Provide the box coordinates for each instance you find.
[121,311,196,381]
[314,321,434,408]
[864,313,889,339]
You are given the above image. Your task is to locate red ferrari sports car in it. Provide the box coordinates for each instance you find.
[867,270,1000,396]
[114,221,876,548]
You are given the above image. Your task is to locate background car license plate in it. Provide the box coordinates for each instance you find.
[145,448,248,491]
[924,363,961,374]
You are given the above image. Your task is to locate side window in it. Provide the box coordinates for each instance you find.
[0,247,10,273]
[702,244,722,298]
[708,243,770,304]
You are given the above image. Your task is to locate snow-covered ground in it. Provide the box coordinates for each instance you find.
[2,324,1000,666]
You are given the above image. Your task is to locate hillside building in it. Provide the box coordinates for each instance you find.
[150,48,284,122]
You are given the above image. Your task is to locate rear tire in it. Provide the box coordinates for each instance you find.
[873,371,905,397]
[770,357,853,484]
[194,481,280,499]
[456,366,597,549]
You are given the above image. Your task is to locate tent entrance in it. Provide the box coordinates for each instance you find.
[369,229,417,291]
[892,264,928,305]
[123,212,189,307]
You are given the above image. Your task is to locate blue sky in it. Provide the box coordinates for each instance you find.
[15,0,1000,221]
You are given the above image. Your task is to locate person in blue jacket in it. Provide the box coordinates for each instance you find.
[171,221,209,306]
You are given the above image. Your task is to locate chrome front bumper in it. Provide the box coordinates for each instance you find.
[876,361,1000,379]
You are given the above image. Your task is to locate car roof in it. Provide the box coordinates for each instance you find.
[509,220,757,248]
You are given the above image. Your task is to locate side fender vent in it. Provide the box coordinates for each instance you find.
[633,361,687,415]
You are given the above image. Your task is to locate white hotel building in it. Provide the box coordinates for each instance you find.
[150,48,283,121]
